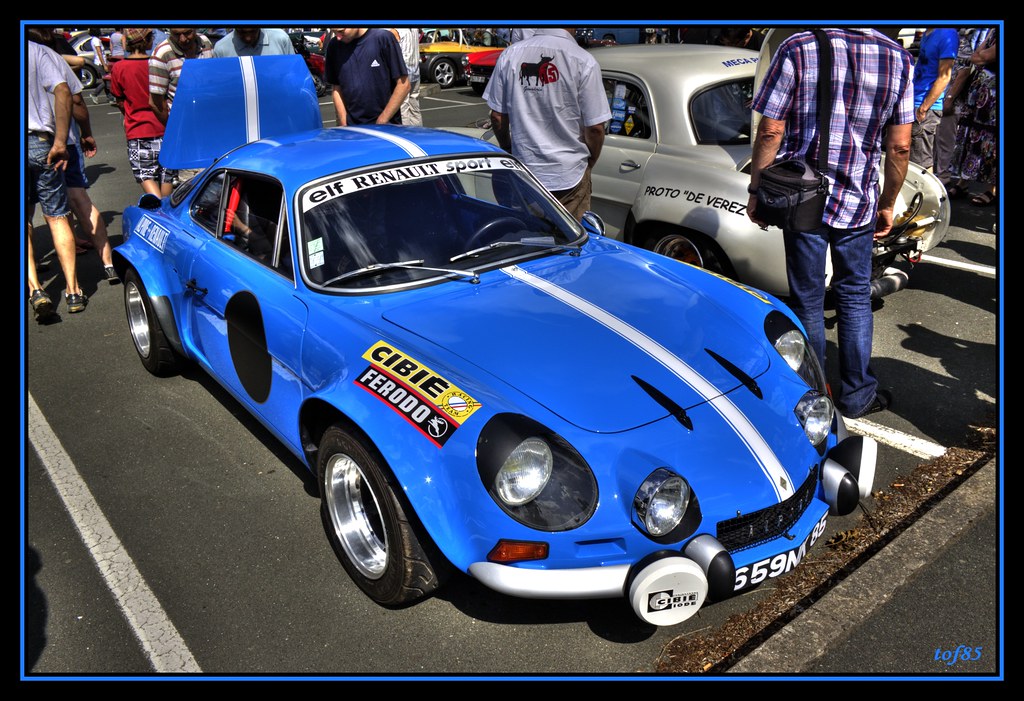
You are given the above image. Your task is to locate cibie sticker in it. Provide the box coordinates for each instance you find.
[133,215,170,253]
[300,157,525,213]
[355,341,482,448]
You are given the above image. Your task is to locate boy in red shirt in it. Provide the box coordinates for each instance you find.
[109,28,171,196]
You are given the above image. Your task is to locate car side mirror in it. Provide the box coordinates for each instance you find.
[581,211,605,236]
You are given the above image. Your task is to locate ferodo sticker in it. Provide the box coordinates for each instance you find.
[732,512,828,591]
[354,341,482,448]
[301,157,526,213]
[133,215,170,253]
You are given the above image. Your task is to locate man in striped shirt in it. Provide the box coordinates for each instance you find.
[747,28,913,420]
[148,28,214,125]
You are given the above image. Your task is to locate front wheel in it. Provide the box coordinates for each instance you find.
[124,268,180,376]
[318,425,448,606]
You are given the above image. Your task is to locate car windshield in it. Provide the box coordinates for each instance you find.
[298,155,584,291]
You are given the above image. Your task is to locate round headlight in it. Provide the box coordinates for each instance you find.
[495,437,552,506]
[635,469,691,537]
[796,391,834,446]
[774,329,807,374]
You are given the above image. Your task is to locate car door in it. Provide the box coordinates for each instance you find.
[590,72,656,237]
[183,170,310,449]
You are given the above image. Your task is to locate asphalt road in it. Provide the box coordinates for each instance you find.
[22,85,1001,680]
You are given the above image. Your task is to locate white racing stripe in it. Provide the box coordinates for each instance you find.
[344,126,428,157]
[27,393,202,673]
[502,266,795,502]
[239,56,260,144]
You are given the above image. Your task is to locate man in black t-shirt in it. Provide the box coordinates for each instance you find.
[324,27,409,125]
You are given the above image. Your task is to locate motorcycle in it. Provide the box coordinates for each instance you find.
[289,33,328,97]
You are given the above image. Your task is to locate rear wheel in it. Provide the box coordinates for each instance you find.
[431,58,457,88]
[76,63,99,91]
[651,229,735,279]
[124,268,180,376]
[318,425,449,606]
[311,71,328,97]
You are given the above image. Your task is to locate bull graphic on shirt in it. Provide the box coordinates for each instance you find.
[519,55,559,86]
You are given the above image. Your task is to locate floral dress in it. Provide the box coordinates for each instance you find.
[950,27,998,186]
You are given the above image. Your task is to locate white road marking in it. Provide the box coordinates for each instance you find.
[845,416,948,460]
[919,253,997,276]
[27,393,202,674]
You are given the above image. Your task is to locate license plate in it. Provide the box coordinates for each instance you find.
[469,75,486,83]
[732,511,828,591]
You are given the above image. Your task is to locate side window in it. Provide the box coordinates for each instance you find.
[603,77,652,140]
[190,172,226,233]
[220,174,285,271]
[690,79,754,145]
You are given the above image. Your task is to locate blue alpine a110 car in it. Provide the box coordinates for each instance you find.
[113,55,877,626]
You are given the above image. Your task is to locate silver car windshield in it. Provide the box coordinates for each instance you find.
[298,156,584,290]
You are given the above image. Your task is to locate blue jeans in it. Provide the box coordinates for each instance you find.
[783,222,877,416]
[27,133,70,218]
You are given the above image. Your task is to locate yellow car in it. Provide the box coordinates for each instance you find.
[419,28,507,89]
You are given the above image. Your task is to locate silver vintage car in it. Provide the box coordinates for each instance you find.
[588,39,949,299]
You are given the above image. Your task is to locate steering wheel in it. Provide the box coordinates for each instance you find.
[465,217,527,251]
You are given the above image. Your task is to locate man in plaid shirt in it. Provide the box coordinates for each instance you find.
[747,28,913,420]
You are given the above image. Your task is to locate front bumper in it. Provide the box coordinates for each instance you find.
[467,433,877,626]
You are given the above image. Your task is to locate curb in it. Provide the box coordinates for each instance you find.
[728,457,997,673]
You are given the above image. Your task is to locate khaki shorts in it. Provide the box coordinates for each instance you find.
[550,168,592,222]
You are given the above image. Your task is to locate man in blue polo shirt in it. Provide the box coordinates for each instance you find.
[910,28,958,171]
[212,27,295,57]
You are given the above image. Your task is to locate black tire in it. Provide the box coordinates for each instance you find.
[470,82,486,96]
[431,58,457,89]
[318,425,448,606]
[123,268,180,376]
[76,64,99,91]
[312,72,328,97]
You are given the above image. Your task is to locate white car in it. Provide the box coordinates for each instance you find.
[67,30,108,91]
[453,38,949,300]
[588,40,949,300]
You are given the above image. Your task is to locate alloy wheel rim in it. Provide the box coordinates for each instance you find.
[326,453,387,579]
[125,282,152,358]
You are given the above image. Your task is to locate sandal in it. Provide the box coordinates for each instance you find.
[946,181,968,199]
[970,190,997,207]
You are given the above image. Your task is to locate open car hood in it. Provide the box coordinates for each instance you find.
[161,54,322,171]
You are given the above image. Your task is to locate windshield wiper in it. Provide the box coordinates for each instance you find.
[450,236,582,263]
[322,259,479,286]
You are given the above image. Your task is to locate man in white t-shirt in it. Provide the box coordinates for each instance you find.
[484,27,611,220]
[389,28,421,126]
